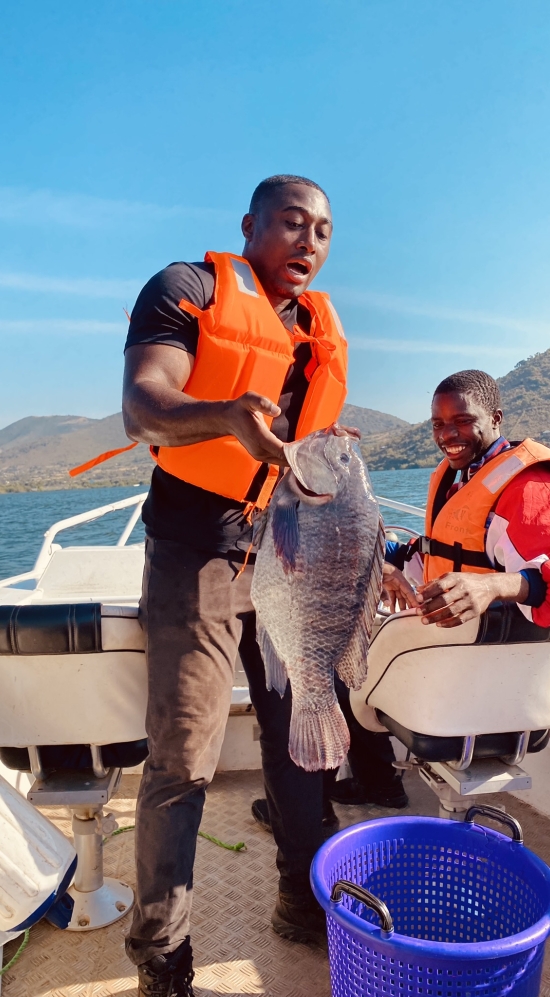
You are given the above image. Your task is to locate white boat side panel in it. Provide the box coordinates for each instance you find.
[37,547,145,600]
[0,651,147,746]
[216,715,261,771]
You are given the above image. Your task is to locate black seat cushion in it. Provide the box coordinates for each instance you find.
[0,739,148,772]
[376,712,550,762]
[477,603,550,644]
[0,603,102,655]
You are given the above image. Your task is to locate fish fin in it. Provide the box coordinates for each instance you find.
[335,516,386,690]
[289,699,350,772]
[252,507,269,548]
[257,624,288,696]
[271,497,300,573]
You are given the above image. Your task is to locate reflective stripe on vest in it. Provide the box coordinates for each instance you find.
[151,251,348,506]
[419,439,550,582]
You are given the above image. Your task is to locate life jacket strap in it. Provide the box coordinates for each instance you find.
[404,536,493,572]
[69,442,139,477]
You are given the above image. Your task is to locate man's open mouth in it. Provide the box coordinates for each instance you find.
[286,259,312,282]
[443,444,468,458]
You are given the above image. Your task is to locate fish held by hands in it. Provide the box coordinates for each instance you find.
[251,427,385,772]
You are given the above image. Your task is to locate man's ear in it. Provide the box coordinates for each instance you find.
[241,212,255,242]
[493,408,504,428]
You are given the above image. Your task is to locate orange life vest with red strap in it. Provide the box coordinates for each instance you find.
[415,439,550,582]
[70,251,348,508]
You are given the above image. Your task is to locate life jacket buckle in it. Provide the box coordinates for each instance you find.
[418,536,431,555]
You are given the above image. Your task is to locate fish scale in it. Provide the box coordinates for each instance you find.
[251,429,385,772]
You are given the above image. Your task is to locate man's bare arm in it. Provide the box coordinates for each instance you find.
[122,344,288,465]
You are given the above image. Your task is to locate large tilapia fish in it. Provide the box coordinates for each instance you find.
[251,428,385,772]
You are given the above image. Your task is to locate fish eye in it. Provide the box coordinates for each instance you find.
[340,453,350,464]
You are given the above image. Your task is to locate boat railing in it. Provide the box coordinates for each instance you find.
[0,492,148,588]
[0,492,425,589]
[376,496,425,519]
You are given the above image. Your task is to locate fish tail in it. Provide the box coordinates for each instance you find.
[289,701,350,772]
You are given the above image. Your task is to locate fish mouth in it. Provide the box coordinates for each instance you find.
[285,258,313,284]
[294,480,332,501]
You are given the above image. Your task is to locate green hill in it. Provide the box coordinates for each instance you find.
[0,403,408,492]
[362,349,550,470]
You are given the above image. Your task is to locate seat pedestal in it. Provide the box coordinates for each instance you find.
[419,758,532,820]
[68,877,134,931]
[28,767,134,931]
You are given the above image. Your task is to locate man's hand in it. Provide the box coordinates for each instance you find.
[225,392,288,465]
[381,563,419,613]
[416,571,530,627]
[330,422,361,440]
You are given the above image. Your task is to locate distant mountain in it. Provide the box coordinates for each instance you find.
[0,415,98,448]
[341,404,408,436]
[362,349,550,471]
[0,403,408,491]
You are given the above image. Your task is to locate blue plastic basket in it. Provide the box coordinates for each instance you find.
[311,805,550,997]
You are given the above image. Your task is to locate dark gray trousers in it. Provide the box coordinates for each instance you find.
[126,537,326,966]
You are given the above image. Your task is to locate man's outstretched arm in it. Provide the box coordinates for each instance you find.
[122,343,288,465]
[416,572,529,628]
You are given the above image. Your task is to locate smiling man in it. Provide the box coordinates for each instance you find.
[121,174,413,996]
[404,369,550,629]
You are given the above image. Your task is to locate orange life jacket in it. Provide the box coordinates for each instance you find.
[70,252,348,508]
[415,439,550,582]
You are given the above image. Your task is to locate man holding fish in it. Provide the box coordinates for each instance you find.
[122,174,415,996]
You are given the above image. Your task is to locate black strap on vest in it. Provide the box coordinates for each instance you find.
[404,536,493,572]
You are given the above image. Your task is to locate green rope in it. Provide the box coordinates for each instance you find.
[0,928,30,977]
[198,831,246,852]
[104,824,246,852]
[104,824,136,842]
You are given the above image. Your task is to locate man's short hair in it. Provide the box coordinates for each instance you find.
[249,175,329,214]
[433,369,501,414]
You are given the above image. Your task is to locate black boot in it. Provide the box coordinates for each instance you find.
[329,775,408,809]
[271,887,327,948]
[137,937,194,997]
[251,797,339,836]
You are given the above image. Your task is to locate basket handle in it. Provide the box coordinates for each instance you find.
[465,804,523,843]
[330,880,394,936]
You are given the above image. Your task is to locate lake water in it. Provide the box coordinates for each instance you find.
[0,468,433,581]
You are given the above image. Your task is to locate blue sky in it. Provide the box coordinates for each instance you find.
[1,0,550,428]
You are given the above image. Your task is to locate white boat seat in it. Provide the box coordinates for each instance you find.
[350,604,550,762]
[0,602,145,931]
[0,602,103,655]
[0,739,148,775]
[0,603,146,748]
[375,713,549,763]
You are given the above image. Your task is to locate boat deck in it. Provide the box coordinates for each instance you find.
[2,769,550,997]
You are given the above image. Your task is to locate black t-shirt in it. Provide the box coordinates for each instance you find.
[125,262,312,552]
